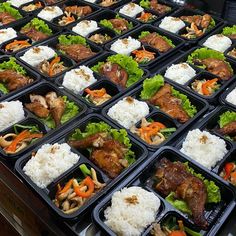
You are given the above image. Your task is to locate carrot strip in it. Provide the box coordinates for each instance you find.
[202,78,218,95]
[5,40,31,50]
[59,179,74,194]
[85,88,107,97]
[49,56,60,77]
[73,176,94,198]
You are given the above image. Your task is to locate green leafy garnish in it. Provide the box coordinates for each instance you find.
[208,18,216,30]
[0,2,22,20]
[0,57,26,75]
[222,25,236,36]
[58,34,87,46]
[22,18,52,35]
[219,111,236,128]
[79,164,91,176]
[140,0,150,8]
[160,127,176,139]
[91,54,144,87]
[139,31,151,39]
[0,83,8,94]
[13,124,40,134]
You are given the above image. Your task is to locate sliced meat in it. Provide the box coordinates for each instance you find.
[148,83,190,123]
[100,0,116,7]
[228,34,236,40]
[218,121,236,137]
[100,62,128,88]
[20,27,49,42]
[25,102,50,118]
[0,70,33,91]
[201,14,212,29]
[0,12,16,25]
[180,15,202,27]
[109,18,128,32]
[139,32,173,53]
[45,0,58,4]
[150,0,171,15]
[155,158,208,229]
[65,6,92,17]
[57,44,96,62]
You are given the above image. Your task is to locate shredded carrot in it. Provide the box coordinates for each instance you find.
[49,56,60,77]
[202,78,218,95]
[59,179,74,194]
[73,176,94,198]
[5,40,31,50]
[230,171,236,182]
[132,48,155,63]
[138,12,153,22]
[35,2,43,8]
[85,88,107,97]
[169,231,186,236]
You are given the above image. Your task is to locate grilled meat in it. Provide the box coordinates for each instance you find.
[201,14,212,29]
[155,158,208,229]
[109,18,129,32]
[180,14,211,29]
[148,83,190,123]
[0,70,33,91]
[57,44,96,62]
[139,32,173,53]
[20,27,49,42]
[65,5,92,17]
[218,121,236,139]
[100,62,128,88]
[69,133,128,178]
[45,0,58,4]
[0,12,16,25]
[150,0,171,15]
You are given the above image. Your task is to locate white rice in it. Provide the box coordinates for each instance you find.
[107,97,149,129]
[164,63,196,85]
[0,101,25,132]
[226,87,236,106]
[0,28,17,45]
[38,6,63,22]
[159,16,185,33]
[180,129,228,169]
[7,0,32,7]
[110,37,141,55]
[72,20,99,37]
[203,34,232,53]
[119,3,144,18]
[23,143,80,189]
[84,0,96,2]
[105,186,160,236]
[62,66,97,94]
[20,46,55,67]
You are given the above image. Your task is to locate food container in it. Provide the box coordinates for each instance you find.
[14,113,148,221]
[19,0,45,15]
[220,81,236,109]
[81,0,130,10]
[92,146,236,235]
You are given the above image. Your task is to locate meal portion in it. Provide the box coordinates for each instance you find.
[91,54,144,89]
[0,28,17,45]
[139,0,171,15]
[187,48,233,80]
[154,158,221,229]
[53,164,106,214]
[68,121,136,178]
[140,75,197,123]
[24,91,79,129]
[57,35,96,63]
[20,18,53,42]
[72,20,99,37]
[131,117,176,145]
[139,31,175,53]
[4,39,31,53]
[0,123,44,154]
[107,97,149,129]
[226,87,236,106]
[180,129,227,169]
[0,101,25,132]
[217,111,236,141]
[84,88,112,106]
[220,160,236,186]
[23,143,80,188]
[21,2,43,12]
[104,186,161,235]
[0,57,33,94]
[37,6,63,22]
[0,3,22,26]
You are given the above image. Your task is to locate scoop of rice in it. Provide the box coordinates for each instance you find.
[159,16,185,33]
[72,20,99,37]
[226,87,236,106]
[119,3,144,17]
[110,37,141,55]
[62,66,97,94]
[107,97,149,129]
[104,186,160,236]
[23,143,80,188]
[0,101,25,132]
[7,0,32,7]
[20,46,55,67]
[164,63,196,85]
[0,28,17,44]
[38,6,63,21]
[180,129,228,169]
[203,34,232,53]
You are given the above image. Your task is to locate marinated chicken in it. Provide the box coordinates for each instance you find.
[57,44,96,62]
[64,5,92,17]
[139,32,173,53]
[0,70,33,91]
[194,58,233,80]
[109,18,129,32]
[150,0,171,15]
[20,27,49,42]
[69,132,129,178]
[25,92,65,127]
[99,0,117,7]
[148,84,190,123]
[89,33,111,44]
[100,62,128,88]
[217,121,236,141]
[0,12,16,25]
[155,158,208,229]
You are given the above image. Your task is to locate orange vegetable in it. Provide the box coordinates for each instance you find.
[49,56,61,77]
[230,171,236,183]
[132,48,156,63]
[73,176,94,198]
[223,162,235,180]
[85,88,107,97]
[138,12,153,22]
[59,179,74,194]
[169,231,187,236]
[5,40,31,50]
[202,78,218,96]
[35,2,43,8]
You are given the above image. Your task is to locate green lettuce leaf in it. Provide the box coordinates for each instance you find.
[171,88,197,118]
[140,0,150,8]
[140,75,165,100]
[0,57,26,75]
[58,34,87,46]
[208,18,216,30]
[0,2,22,20]
[13,124,40,134]
[0,83,8,94]
[139,31,151,39]
[22,18,52,35]
[219,111,236,128]
[91,61,105,74]
[222,25,236,36]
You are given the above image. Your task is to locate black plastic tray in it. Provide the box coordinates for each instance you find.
[81,0,131,10]
[14,113,148,221]
[19,0,45,15]
[92,146,236,236]
[101,77,209,151]
[220,81,236,109]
